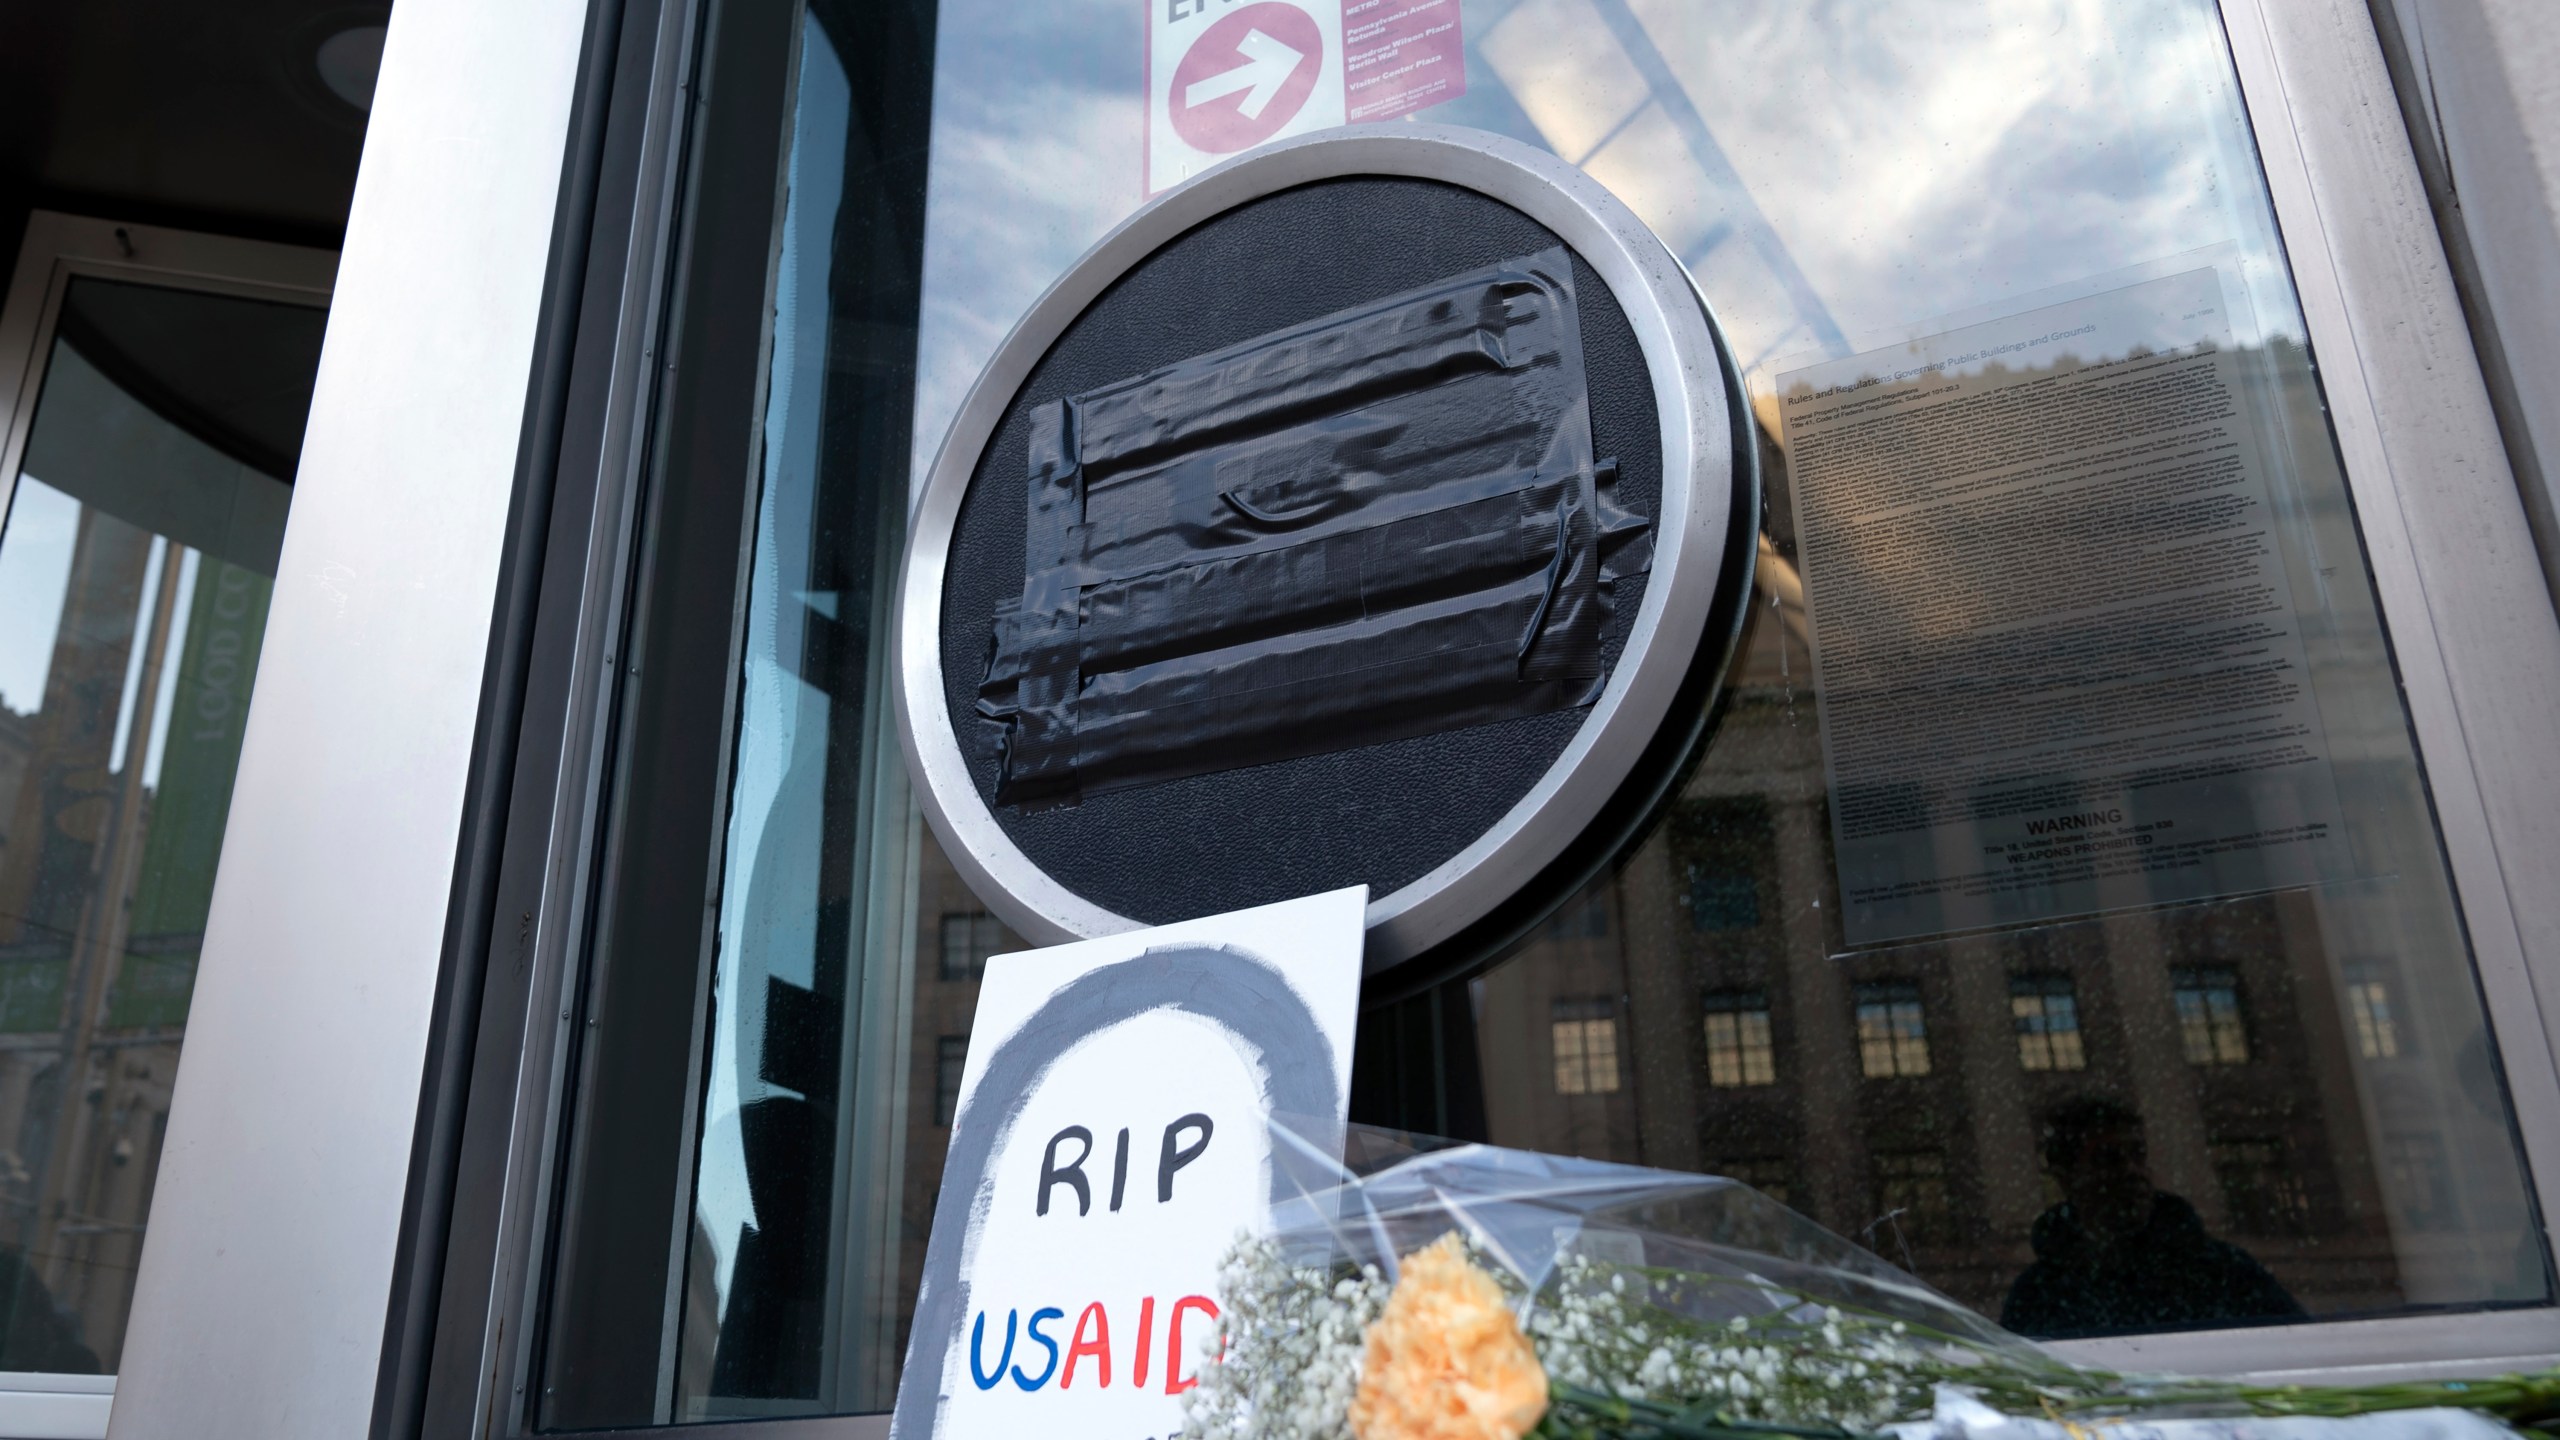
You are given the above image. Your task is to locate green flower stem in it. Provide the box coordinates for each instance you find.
[1541,1360,2560,1437]
[1526,1257,2560,1438]
[1543,1381,1895,1440]
[2229,1371,2560,1426]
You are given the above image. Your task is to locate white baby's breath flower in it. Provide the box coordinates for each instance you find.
[1178,1235,1388,1440]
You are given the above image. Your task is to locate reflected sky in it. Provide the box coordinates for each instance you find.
[911,0,2301,486]
[697,10,852,1321]
[0,477,80,716]
[888,0,2547,1335]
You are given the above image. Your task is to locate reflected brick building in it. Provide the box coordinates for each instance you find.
[1469,363,2535,1329]
[1474,625,2426,1322]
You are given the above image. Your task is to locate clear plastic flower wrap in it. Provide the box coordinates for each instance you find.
[1177,1119,2557,1440]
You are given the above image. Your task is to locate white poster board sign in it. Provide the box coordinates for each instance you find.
[888,886,1367,1440]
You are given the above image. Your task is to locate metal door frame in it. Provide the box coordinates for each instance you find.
[0,212,336,533]
[94,0,595,1436]
[2049,0,2560,1379]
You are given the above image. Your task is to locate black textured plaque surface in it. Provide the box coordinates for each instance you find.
[940,177,1663,925]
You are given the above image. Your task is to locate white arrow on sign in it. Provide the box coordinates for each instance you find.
[1182,27,1304,121]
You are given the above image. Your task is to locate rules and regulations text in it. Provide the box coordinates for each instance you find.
[1779,268,2346,946]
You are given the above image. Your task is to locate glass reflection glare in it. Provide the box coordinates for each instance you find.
[645,0,2549,1420]
[896,0,2544,1335]
[0,282,301,1373]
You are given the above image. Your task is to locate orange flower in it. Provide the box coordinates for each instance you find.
[1348,1233,1550,1440]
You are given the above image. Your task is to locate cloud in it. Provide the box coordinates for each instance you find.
[909,0,1144,491]
[909,0,2299,475]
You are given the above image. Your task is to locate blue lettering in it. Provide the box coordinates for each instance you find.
[1012,1306,1064,1391]
[969,1310,1017,1391]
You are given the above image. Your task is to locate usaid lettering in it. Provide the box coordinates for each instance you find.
[889,889,1363,1440]
[964,1294,1222,1396]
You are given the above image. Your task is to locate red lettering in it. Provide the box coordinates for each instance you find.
[1132,1296,1156,1390]
[1061,1302,1111,1389]
[1165,1294,1219,1394]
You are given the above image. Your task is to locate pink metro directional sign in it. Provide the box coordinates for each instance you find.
[1146,0,1468,194]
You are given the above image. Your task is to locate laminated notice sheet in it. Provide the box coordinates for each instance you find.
[1777,267,2347,947]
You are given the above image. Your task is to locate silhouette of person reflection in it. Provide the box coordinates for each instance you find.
[710,1096,829,1399]
[2000,1097,2302,1339]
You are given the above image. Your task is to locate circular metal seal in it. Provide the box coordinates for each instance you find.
[895,125,1749,972]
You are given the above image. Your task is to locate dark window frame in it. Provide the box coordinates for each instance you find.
[2172,964,2253,1067]
[932,1037,967,1129]
[1701,989,1777,1088]
[367,0,939,1434]
[358,0,2560,1425]
[1853,979,1932,1079]
[936,911,1002,983]
[1550,996,1624,1096]
[2009,973,2087,1073]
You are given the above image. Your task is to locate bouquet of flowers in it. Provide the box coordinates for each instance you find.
[1177,1125,2560,1440]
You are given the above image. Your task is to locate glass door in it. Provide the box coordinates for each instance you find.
[455,0,2560,1429]
[0,220,328,1388]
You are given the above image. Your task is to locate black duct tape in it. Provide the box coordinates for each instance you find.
[940,176,1667,926]
[977,245,1651,807]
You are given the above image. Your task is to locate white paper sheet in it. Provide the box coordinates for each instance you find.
[1778,268,2346,947]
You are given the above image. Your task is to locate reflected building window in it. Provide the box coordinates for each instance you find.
[1870,1149,1952,1244]
[539,0,2560,1390]
[2173,966,2251,1065]
[2379,1132,2460,1232]
[1687,865,1759,933]
[932,1037,967,1128]
[1716,1157,1792,1208]
[1543,891,1611,940]
[1702,991,1776,1087]
[1855,981,1931,1078]
[2211,1138,2312,1237]
[936,911,1005,982]
[2345,978,2400,1060]
[1551,998,1622,1095]
[2010,975,2086,1072]
[1673,798,1773,935]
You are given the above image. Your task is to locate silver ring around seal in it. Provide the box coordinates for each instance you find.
[892,124,1742,971]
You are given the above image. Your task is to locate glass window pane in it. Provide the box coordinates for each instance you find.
[1718,1157,1791,1207]
[1585,1018,1621,1093]
[551,0,2557,1417]
[1550,1000,1619,1096]
[1551,1016,1589,1095]
[2347,979,2399,1060]
[1704,992,1776,1088]
[0,278,314,1375]
[1856,982,1931,1079]
[2012,976,2086,1073]
[528,0,941,1423]
[670,0,936,1419]
[2174,966,2253,1066]
[1271,0,2532,1339]
[1870,1149,1952,1251]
